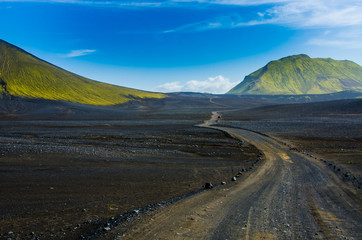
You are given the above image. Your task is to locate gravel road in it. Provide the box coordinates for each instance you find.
[118,113,362,240]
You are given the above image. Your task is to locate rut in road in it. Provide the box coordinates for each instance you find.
[117,112,362,240]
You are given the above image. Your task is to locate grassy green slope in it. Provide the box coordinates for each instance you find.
[0,40,166,105]
[228,54,362,95]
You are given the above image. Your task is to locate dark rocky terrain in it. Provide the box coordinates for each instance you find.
[0,96,266,240]
[219,99,362,189]
[0,96,361,239]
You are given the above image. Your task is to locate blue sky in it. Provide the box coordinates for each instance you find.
[1,0,362,93]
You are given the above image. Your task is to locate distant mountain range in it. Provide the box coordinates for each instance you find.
[0,40,165,105]
[228,54,362,95]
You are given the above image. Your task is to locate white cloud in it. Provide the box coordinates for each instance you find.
[164,0,362,32]
[8,0,362,50]
[155,75,239,94]
[63,49,96,58]
[263,0,362,28]
[155,81,183,92]
[6,0,362,27]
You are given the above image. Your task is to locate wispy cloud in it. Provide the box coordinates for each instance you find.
[155,75,239,94]
[0,0,173,7]
[264,0,362,28]
[6,0,362,45]
[164,13,270,33]
[0,0,293,8]
[308,39,362,49]
[169,0,291,6]
[307,28,362,49]
[164,0,362,32]
[63,49,96,58]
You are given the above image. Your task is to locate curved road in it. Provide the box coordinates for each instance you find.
[119,112,362,240]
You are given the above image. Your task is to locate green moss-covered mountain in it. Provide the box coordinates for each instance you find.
[0,40,166,105]
[227,54,362,95]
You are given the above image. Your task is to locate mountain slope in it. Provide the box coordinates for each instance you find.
[0,40,165,105]
[227,54,362,95]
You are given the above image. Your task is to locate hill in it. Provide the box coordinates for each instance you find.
[227,54,362,95]
[0,40,165,105]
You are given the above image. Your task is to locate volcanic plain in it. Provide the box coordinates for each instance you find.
[0,95,361,240]
[0,95,266,239]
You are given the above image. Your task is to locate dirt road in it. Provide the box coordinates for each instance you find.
[118,113,362,240]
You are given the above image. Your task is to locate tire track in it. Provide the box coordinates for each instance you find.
[115,112,362,240]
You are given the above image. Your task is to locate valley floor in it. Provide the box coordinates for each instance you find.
[0,119,258,240]
[102,112,362,240]
[0,97,361,239]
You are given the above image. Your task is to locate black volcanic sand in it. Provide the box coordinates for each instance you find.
[220,99,362,189]
[0,119,259,239]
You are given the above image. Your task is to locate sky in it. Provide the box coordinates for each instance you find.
[1,0,362,94]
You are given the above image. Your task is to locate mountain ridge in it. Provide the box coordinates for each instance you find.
[0,39,166,105]
[227,54,362,95]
